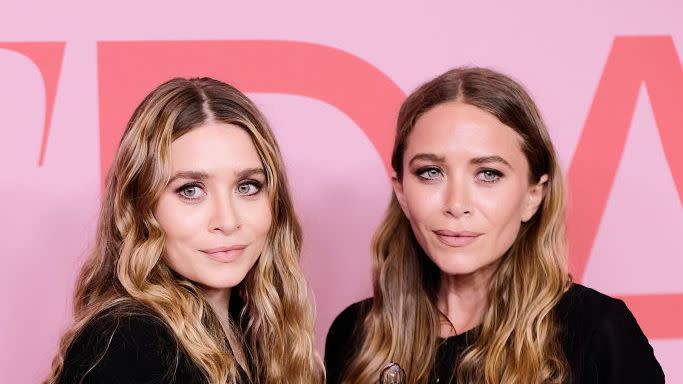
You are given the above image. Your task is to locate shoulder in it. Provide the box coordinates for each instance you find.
[326,298,373,354]
[58,304,201,384]
[324,298,372,384]
[557,283,622,314]
[91,306,175,345]
[556,283,651,340]
[327,298,372,340]
[557,284,664,383]
[72,305,177,357]
[556,283,632,327]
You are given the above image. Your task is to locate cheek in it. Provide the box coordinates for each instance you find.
[239,199,273,239]
[478,179,529,220]
[478,186,527,245]
[480,193,520,220]
[155,196,206,243]
[401,181,442,224]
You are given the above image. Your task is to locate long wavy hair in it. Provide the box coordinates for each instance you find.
[341,67,572,384]
[45,78,322,384]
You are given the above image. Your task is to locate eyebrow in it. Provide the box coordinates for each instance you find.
[168,167,266,185]
[235,167,266,179]
[408,153,513,168]
[408,153,447,167]
[470,155,512,168]
[168,171,209,184]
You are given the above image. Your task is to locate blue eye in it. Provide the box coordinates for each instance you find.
[177,184,206,200]
[417,167,443,180]
[477,169,503,183]
[236,181,262,196]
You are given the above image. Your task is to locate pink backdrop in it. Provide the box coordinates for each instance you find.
[1,1,681,382]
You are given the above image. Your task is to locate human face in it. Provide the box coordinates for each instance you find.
[394,101,547,278]
[154,121,272,291]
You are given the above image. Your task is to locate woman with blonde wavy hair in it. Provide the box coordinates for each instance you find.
[325,67,663,383]
[46,77,322,383]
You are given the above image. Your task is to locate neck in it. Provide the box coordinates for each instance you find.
[203,287,231,332]
[203,286,250,369]
[436,262,497,337]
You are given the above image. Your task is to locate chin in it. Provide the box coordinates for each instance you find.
[198,270,251,289]
[435,261,483,276]
[429,252,489,276]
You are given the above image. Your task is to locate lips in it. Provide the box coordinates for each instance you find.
[200,245,246,263]
[433,230,482,247]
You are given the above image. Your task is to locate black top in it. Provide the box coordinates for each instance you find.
[57,309,207,384]
[325,284,664,384]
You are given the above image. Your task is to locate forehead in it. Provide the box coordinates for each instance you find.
[169,121,262,172]
[407,101,526,163]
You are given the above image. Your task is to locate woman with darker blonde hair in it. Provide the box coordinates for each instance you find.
[46,77,322,383]
[325,67,663,383]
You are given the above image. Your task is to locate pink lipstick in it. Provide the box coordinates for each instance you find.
[434,230,482,247]
[200,245,246,263]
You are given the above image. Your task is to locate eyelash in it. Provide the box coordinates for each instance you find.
[414,166,504,184]
[174,180,264,202]
[175,182,205,201]
[476,168,504,184]
[416,166,443,181]
[236,179,264,196]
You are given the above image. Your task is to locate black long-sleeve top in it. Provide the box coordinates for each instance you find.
[325,284,664,383]
[56,310,207,384]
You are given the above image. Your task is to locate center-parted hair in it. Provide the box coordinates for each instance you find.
[46,78,322,384]
[341,67,572,384]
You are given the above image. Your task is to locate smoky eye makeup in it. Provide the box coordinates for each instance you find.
[174,181,207,201]
[235,178,265,196]
[235,167,268,194]
[410,164,505,184]
[475,168,504,184]
[413,165,444,181]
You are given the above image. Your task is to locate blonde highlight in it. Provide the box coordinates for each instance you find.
[342,67,572,384]
[45,78,322,384]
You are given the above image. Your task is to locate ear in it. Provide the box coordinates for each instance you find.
[392,170,411,220]
[521,174,548,223]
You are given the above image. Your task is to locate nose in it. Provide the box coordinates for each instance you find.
[443,175,471,218]
[209,193,240,234]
